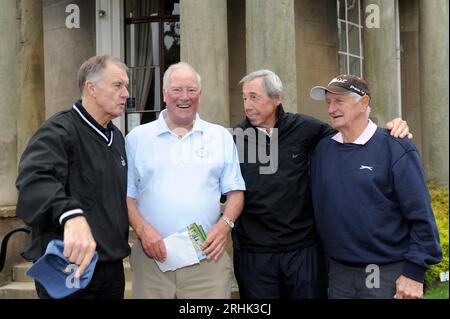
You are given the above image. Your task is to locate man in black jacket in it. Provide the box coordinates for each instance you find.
[232,69,411,299]
[16,55,131,299]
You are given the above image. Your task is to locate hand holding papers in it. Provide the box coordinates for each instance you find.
[155,223,207,272]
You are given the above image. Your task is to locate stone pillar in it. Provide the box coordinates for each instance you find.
[43,0,96,118]
[180,0,230,127]
[419,0,449,186]
[245,0,298,113]
[363,0,400,125]
[17,0,46,159]
[0,1,18,207]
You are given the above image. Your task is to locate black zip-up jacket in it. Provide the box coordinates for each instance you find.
[232,105,334,252]
[16,105,130,262]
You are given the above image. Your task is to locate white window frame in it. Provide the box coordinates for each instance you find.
[337,0,364,77]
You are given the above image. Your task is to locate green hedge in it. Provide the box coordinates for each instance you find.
[424,182,449,289]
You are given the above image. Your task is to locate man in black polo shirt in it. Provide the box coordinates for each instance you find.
[232,69,411,299]
[16,55,131,299]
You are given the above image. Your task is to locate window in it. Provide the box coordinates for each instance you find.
[124,0,180,133]
[337,0,363,77]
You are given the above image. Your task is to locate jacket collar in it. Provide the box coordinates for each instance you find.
[73,101,114,146]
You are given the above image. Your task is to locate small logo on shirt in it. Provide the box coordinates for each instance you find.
[196,147,208,158]
[292,154,301,159]
[359,165,373,171]
[120,156,126,167]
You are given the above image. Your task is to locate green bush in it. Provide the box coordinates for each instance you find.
[424,181,449,290]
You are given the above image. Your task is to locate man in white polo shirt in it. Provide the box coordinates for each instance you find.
[126,62,245,298]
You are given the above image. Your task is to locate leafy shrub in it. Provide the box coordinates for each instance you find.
[424,181,449,290]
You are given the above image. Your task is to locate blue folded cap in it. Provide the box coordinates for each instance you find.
[26,239,98,299]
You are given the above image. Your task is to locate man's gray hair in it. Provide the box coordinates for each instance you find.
[163,62,202,92]
[239,69,284,99]
[78,55,128,97]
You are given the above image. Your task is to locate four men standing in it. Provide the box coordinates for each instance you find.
[14,55,441,300]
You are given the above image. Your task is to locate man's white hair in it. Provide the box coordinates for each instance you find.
[351,92,371,118]
[163,62,202,92]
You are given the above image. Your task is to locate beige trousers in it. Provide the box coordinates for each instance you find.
[130,241,232,299]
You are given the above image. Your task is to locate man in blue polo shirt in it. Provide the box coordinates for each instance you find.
[310,74,442,299]
[126,62,245,298]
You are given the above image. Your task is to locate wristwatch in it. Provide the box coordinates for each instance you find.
[221,215,235,229]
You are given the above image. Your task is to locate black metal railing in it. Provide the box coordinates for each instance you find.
[0,227,30,272]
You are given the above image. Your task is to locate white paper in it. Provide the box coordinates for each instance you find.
[155,230,200,272]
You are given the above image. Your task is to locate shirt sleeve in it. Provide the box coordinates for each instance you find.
[303,115,337,150]
[392,148,443,282]
[15,120,83,228]
[220,129,246,194]
[125,133,138,199]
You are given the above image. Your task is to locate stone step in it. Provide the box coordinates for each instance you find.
[13,260,133,283]
[0,282,38,299]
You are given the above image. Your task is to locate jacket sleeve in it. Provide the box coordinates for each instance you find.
[392,148,443,283]
[15,119,83,228]
[307,116,337,149]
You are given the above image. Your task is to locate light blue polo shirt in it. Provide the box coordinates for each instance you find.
[126,110,246,238]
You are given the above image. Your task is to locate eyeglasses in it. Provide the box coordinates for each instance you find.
[169,87,199,96]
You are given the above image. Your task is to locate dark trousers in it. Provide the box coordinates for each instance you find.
[328,259,404,299]
[234,243,328,299]
[35,260,125,299]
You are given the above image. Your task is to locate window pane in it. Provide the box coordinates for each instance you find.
[338,21,347,52]
[126,111,159,132]
[338,0,346,20]
[348,24,360,56]
[125,0,159,19]
[125,22,162,113]
[347,0,359,24]
[164,22,181,70]
[126,22,160,68]
[339,54,348,74]
[127,113,141,132]
[349,56,361,76]
[128,66,159,111]
[164,0,180,16]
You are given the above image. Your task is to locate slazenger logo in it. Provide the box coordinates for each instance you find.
[329,77,347,85]
[359,165,373,171]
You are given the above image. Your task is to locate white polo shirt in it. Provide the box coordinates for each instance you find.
[126,110,246,237]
